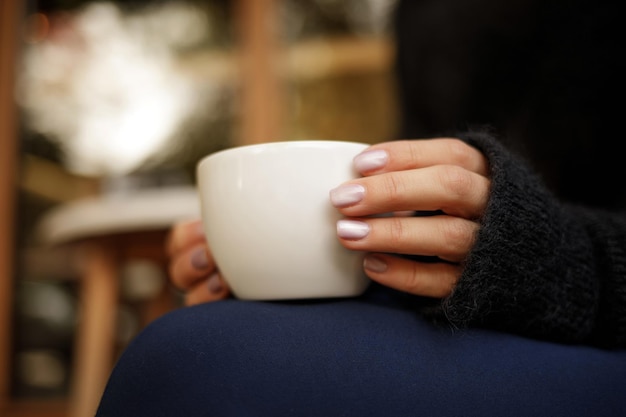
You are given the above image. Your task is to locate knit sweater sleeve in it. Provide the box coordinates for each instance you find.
[425,128,626,348]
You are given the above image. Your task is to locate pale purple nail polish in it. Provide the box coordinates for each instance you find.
[354,149,388,173]
[191,247,209,270]
[330,184,365,207]
[207,273,223,293]
[364,255,388,273]
[337,220,370,239]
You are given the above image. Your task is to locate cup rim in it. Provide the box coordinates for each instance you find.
[197,139,369,169]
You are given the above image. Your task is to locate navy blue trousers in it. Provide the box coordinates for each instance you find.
[96,285,626,417]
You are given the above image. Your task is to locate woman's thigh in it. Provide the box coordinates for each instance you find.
[96,298,626,417]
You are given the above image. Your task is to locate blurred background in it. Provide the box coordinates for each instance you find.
[1,0,399,415]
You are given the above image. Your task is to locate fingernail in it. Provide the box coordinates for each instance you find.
[337,220,370,239]
[207,273,223,293]
[330,184,365,207]
[190,247,209,270]
[354,149,388,173]
[364,254,388,273]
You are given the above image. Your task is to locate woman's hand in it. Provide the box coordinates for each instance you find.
[330,138,490,299]
[166,219,231,305]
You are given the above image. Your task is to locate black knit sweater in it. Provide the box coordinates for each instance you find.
[392,0,626,348]
[425,128,626,349]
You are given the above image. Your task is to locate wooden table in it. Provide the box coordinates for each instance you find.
[35,186,200,417]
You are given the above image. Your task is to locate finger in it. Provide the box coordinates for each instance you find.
[166,219,206,257]
[362,253,460,298]
[331,164,490,219]
[354,138,489,177]
[184,273,231,306]
[336,215,478,263]
[169,244,217,290]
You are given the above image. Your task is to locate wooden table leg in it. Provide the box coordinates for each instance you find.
[0,0,20,412]
[140,283,178,327]
[69,242,119,417]
[234,0,284,145]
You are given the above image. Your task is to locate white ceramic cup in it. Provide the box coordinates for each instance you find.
[196,140,371,300]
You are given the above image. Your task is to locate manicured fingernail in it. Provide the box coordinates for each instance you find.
[354,149,388,173]
[337,220,370,239]
[190,247,209,270]
[364,254,388,273]
[330,184,365,207]
[207,273,223,293]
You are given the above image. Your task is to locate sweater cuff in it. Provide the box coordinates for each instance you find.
[423,128,599,344]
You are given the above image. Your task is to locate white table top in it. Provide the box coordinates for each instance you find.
[36,186,201,244]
